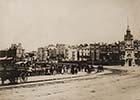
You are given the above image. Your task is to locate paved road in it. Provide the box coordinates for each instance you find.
[0,66,140,100]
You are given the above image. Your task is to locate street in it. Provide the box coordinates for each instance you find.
[0,66,140,100]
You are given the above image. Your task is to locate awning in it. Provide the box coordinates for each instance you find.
[15,61,28,65]
[15,61,24,65]
[0,57,13,60]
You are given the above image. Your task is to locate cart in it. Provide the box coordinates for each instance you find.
[0,58,28,85]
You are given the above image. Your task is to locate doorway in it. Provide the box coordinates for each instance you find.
[128,60,132,66]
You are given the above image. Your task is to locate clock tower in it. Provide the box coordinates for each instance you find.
[124,25,135,66]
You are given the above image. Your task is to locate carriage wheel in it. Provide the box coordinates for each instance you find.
[19,72,28,83]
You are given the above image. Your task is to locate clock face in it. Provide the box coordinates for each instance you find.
[126,41,133,48]
[126,41,132,44]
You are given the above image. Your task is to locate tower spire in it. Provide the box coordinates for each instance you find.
[126,16,130,33]
[124,16,133,41]
[127,16,129,27]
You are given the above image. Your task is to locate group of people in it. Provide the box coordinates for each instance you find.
[28,63,104,76]
[45,63,79,75]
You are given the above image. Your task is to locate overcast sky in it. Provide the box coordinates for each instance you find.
[0,0,140,51]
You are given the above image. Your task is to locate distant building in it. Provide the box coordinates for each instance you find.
[56,44,68,61]
[77,44,90,61]
[134,40,140,64]
[119,41,125,60]
[0,49,8,58]
[9,43,24,59]
[89,43,101,64]
[0,43,25,61]
[37,47,48,61]
[67,45,78,61]
[47,44,57,63]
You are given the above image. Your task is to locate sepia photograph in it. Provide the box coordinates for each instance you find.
[0,0,140,100]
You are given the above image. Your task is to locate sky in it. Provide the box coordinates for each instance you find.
[0,0,140,51]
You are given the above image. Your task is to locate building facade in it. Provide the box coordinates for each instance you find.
[67,45,78,61]
[0,43,24,61]
[37,47,48,62]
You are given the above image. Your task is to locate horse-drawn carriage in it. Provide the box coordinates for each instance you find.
[0,58,29,85]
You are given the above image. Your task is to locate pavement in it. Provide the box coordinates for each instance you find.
[0,70,111,90]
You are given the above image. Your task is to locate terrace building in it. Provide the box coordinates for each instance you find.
[37,47,48,62]
[77,44,90,61]
[134,40,140,64]
[0,43,25,61]
[56,44,68,61]
[67,45,78,61]
[47,44,57,63]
